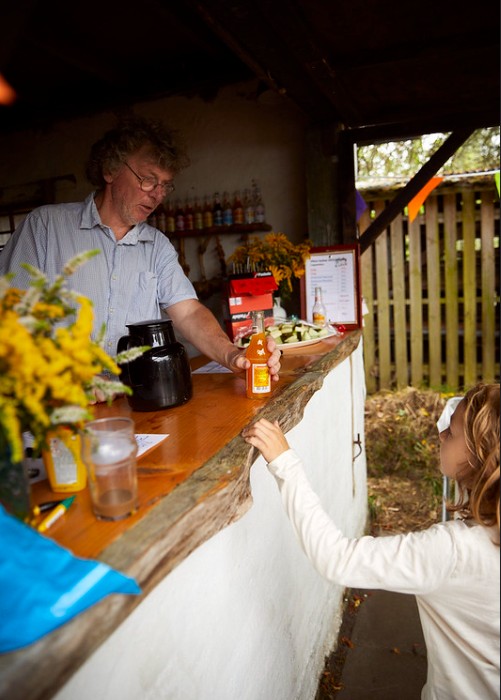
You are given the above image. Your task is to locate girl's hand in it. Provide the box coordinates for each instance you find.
[242,418,290,463]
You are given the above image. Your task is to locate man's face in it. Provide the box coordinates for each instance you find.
[107,145,174,225]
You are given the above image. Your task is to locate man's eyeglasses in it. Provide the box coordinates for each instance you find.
[123,161,175,195]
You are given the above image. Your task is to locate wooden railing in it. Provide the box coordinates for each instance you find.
[360,183,500,393]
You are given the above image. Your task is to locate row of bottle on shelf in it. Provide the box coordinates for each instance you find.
[148,179,266,234]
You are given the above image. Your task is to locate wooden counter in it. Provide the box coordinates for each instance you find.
[0,330,362,700]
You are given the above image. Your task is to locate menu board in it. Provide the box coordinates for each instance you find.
[301,244,362,329]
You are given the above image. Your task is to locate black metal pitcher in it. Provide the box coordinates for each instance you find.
[117,319,193,411]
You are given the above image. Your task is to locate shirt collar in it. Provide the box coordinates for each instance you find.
[80,192,156,243]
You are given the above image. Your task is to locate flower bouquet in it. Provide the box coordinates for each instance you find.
[227,232,312,303]
[0,250,146,520]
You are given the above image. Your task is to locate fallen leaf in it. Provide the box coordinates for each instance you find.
[341,636,355,649]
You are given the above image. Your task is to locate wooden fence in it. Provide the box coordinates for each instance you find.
[360,181,500,394]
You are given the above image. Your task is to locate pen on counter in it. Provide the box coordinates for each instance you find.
[32,500,66,517]
[37,495,76,533]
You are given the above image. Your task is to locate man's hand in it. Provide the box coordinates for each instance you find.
[229,335,281,381]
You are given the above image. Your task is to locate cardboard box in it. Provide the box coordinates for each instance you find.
[224,306,275,342]
[226,270,278,297]
[223,271,277,341]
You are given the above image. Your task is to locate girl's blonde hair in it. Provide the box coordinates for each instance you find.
[450,383,500,536]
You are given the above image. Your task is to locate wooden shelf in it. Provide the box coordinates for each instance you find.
[168,223,272,239]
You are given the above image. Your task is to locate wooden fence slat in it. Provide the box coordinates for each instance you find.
[374,202,391,389]
[443,193,460,389]
[462,189,477,386]
[409,217,423,386]
[425,197,442,388]
[360,209,377,393]
[481,190,496,382]
[361,185,499,394]
[390,214,408,388]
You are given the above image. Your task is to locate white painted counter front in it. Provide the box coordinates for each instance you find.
[54,341,367,700]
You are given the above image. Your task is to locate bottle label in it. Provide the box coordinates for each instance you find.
[251,363,271,393]
[49,437,78,485]
[313,312,326,326]
[245,207,255,224]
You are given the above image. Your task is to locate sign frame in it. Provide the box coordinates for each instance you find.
[300,243,362,330]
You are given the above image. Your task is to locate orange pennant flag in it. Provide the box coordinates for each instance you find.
[408,176,443,222]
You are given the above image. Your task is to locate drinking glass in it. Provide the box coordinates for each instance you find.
[81,417,138,521]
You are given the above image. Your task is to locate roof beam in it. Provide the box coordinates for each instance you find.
[358,128,475,253]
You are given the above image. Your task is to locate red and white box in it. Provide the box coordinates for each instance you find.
[223,271,277,341]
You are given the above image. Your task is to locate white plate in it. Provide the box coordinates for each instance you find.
[235,321,338,351]
[278,322,338,351]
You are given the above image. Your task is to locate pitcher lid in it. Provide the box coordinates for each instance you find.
[125,319,173,329]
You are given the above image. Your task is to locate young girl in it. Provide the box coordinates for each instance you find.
[242,383,500,700]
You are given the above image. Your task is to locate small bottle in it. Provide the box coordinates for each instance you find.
[213,191,223,227]
[251,179,266,224]
[273,295,287,322]
[312,286,327,327]
[243,188,255,224]
[42,427,87,493]
[232,190,244,225]
[156,203,166,233]
[245,310,272,400]
[203,195,214,228]
[166,200,176,233]
[222,191,233,226]
[175,199,185,232]
[194,196,204,230]
[184,197,194,231]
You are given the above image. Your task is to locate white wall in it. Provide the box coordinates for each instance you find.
[54,343,367,700]
[0,80,308,283]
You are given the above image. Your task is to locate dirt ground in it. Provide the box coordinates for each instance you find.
[316,387,448,698]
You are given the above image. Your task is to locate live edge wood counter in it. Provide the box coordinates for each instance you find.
[0,330,362,700]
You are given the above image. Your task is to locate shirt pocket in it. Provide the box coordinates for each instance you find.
[126,271,161,323]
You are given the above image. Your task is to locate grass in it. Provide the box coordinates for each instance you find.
[364,387,449,534]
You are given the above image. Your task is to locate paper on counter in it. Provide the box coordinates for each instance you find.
[192,361,232,374]
[135,434,169,457]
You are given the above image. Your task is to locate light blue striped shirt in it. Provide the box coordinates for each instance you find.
[0,193,197,355]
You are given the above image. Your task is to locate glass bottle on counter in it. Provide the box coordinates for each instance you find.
[312,286,327,327]
[245,310,271,400]
[42,428,87,493]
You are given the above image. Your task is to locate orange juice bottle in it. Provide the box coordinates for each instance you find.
[246,311,272,399]
[42,427,87,492]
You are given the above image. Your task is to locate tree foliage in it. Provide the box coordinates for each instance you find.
[356,127,500,182]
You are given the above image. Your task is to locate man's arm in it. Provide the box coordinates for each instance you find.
[167,298,281,378]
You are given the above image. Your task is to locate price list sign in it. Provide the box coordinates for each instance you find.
[301,244,362,329]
